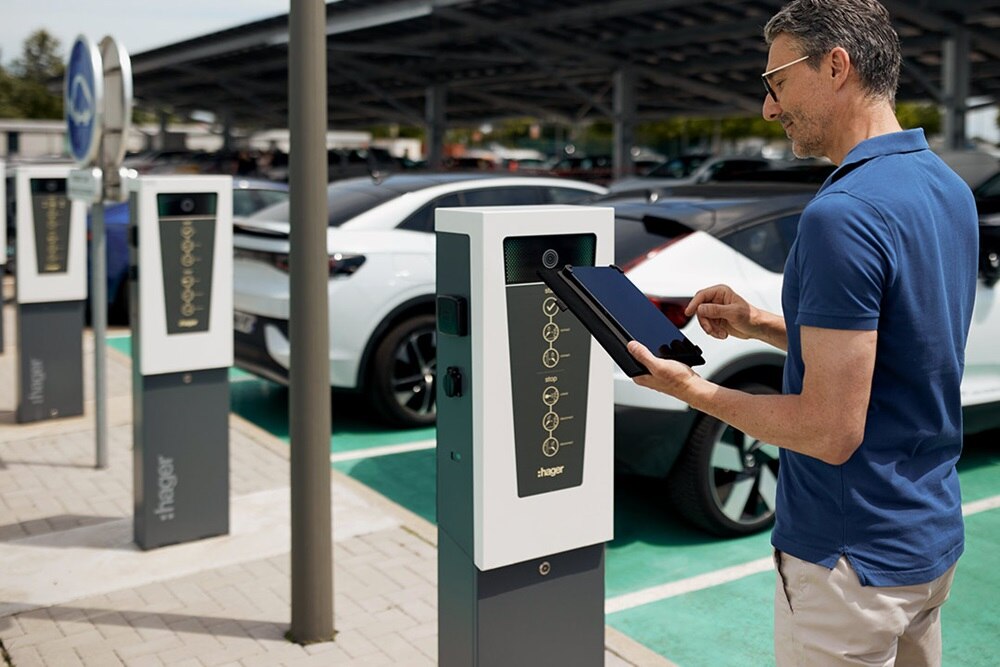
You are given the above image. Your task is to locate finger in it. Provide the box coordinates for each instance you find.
[626,340,654,363]
[686,285,726,316]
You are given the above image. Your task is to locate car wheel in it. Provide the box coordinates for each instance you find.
[369,313,437,427]
[667,381,780,536]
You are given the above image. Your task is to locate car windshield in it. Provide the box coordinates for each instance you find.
[250,179,410,226]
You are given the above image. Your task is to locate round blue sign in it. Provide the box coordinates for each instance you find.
[65,36,103,166]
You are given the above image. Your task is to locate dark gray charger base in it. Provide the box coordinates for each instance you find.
[133,367,229,550]
[438,532,605,667]
[15,300,84,422]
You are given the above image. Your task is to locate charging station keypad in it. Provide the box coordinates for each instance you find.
[156,193,217,334]
[503,234,595,497]
[30,178,71,274]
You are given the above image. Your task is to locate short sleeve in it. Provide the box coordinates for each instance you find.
[793,192,896,331]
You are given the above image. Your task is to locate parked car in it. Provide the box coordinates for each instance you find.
[547,154,615,184]
[88,178,289,323]
[609,155,781,193]
[231,173,606,425]
[605,183,1000,537]
[975,170,1000,287]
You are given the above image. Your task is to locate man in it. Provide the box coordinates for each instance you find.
[626,1,979,664]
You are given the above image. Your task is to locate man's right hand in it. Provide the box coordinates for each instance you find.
[686,284,786,350]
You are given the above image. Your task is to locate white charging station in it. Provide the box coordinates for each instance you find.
[435,205,614,667]
[128,175,233,549]
[0,159,6,354]
[13,164,87,422]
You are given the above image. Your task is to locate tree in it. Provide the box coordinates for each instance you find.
[0,29,63,119]
[11,29,64,83]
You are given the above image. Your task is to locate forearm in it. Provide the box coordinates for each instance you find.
[679,378,859,465]
[748,308,788,351]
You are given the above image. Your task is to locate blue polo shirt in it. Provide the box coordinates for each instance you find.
[773,129,978,586]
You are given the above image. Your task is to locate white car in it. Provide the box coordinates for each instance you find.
[232,173,605,425]
[607,183,1000,536]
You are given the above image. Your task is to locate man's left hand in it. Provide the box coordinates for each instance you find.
[627,340,701,400]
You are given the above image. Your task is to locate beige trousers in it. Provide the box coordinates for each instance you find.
[773,550,957,667]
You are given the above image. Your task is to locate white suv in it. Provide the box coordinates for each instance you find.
[607,183,1000,536]
[232,174,605,426]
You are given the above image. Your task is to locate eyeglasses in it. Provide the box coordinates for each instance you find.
[761,54,810,103]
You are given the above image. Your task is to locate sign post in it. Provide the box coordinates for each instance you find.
[65,34,132,470]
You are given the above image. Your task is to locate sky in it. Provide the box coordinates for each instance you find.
[0,0,291,64]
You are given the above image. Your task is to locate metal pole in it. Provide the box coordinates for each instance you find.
[91,199,108,469]
[289,0,334,644]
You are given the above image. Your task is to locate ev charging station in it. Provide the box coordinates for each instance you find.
[13,165,87,422]
[0,158,6,354]
[128,175,233,549]
[435,205,615,666]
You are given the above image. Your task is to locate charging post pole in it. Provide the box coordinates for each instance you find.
[435,205,615,666]
[128,175,232,549]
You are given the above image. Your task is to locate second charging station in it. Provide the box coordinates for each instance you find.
[129,175,233,549]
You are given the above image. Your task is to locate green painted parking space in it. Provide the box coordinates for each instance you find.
[107,335,435,453]
[606,498,1000,667]
[608,475,771,598]
[228,377,435,453]
[333,448,437,524]
[105,335,1000,666]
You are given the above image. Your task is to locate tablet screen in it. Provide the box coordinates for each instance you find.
[569,265,697,362]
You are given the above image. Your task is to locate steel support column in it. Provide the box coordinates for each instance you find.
[288,0,334,645]
[613,67,636,181]
[426,84,447,170]
[942,29,971,151]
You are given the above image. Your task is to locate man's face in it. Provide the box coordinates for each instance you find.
[762,35,831,159]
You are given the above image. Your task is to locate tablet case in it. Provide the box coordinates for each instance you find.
[538,264,705,376]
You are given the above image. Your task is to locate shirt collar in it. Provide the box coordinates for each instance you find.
[840,128,929,167]
[821,129,928,191]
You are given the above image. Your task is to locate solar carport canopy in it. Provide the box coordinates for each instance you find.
[129,0,1000,128]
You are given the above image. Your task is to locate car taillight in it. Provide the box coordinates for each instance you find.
[235,248,365,277]
[272,252,366,277]
[327,252,366,276]
[646,295,694,329]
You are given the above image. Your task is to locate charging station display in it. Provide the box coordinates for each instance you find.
[156,192,217,334]
[503,233,596,497]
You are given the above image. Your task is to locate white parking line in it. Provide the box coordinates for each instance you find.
[330,439,436,464]
[605,492,1000,615]
[962,494,1000,516]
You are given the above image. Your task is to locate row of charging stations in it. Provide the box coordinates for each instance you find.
[10,162,614,656]
[435,206,615,666]
[6,164,232,550]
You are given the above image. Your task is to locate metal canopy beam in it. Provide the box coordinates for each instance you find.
[123,0,1000,132]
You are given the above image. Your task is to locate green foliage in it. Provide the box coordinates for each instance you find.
[896,102,940,134]
[11,30,64,82]
[0,29,64,119]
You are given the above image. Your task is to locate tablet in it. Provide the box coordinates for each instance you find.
[538,264,705,376]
